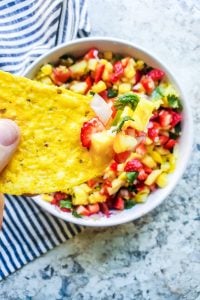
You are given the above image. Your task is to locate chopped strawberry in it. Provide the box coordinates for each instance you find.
[110,161,118,172]
[113,197,124,210]
[164,139,176,150]
[87,203,100,214]
[135,143,147,155]
[159,110,172,127]
[114,151,131,163]
[60,207,71,212]
[140,75,155,94]
[99,202,110,217]
[85,76,93,93]
[124,159,143,172]
[76,205,90,216]
[159,135,169,145]
[110,61,124,83]
[99,90,108,100]
[137,169,148,181]
[148,122,160,141]
[80,117,105,149]
[84,48,99,60]
[143,166,152,174]
[170,111,182,127]
[51,67,71,85]
[53,192,67,202]
[94,64,105,83]
[148,68,165,81]
[135,70,142,84]
[87,179,97,188]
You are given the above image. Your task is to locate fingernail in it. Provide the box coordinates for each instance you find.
[0,120,19,146]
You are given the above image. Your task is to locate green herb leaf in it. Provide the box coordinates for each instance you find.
[112,116,134,133]
[125,199,136,209]
[114,93,139,111]
[127,186,137,193]
[72,210,82,218]
[151,86,164,100]
[60,200,72,209]
[141,63,153,75]
[107,88,118,98]
[174,123,181,134]
[126,172,138,183]
[167,94,183,111]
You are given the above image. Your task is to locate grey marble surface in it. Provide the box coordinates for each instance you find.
[1,0,200,299]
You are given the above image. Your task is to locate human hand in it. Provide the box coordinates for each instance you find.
[0,119,20,227]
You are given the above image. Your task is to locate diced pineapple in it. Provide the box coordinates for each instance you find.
[156,146,170,155]
[88,192,106,204]
[106,62,113,72]
[120,106,134,118]
[156,172,168,188]
[132,98,155,131]
[72,184,92,205]
[91,131,115,156]
[92,80,107,93]
[107,176,125,195]
[145,170,162,185]
[88,58,98,71]
[141,155,157,168]
[69,60,88,75]
[118,83,132,94]
[113,132,137,153]
[135,187,150,202]
[70,81,87,94]
[103,51,113,60]
[41,64,53,75]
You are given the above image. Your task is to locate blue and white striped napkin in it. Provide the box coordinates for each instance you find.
[0,0,90,280]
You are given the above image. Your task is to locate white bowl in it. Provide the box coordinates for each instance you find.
[24,37,193,227]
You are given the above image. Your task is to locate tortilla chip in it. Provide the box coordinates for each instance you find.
[0,70,107,195]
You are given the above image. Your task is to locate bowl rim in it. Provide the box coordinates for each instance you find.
[23,36,193,227]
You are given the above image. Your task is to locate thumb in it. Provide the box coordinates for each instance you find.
[0,119,20,173]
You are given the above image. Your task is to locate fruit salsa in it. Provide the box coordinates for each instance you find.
[35,48,182,218]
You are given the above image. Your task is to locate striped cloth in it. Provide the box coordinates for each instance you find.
[0,0,90,280]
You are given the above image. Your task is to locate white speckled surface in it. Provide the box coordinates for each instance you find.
[1,1,200,299]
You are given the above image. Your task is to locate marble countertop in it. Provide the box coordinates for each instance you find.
[1,0,200,299]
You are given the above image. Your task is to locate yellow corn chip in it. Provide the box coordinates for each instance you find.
[0,70,107,195]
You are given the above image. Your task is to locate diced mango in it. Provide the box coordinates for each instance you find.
[107,177,125,195]
[124,58,136,79]
[135,60,144,70]
[92,80,107,93]
[150,151,163,164]
[142,155,157,168]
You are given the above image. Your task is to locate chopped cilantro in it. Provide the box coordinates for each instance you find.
[128,186,137,193]
[72,210,82,218]
[60,200,72,209]
[114,93,139,111]
[107,88,118,98]
[89,91,95,95]
[174,123,181,134]
[167,94,183,111]
[125,200,136,209]
[126,172,138,183]
[141,63,153,75]
[113,116,134,133]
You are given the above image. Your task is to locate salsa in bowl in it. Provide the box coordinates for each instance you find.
[24,37,192,227]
